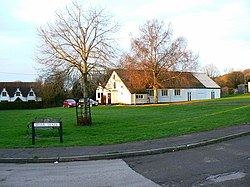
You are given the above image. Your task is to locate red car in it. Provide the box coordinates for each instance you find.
[63,99,77,108]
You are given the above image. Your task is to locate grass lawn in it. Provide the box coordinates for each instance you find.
[0,94,250,148]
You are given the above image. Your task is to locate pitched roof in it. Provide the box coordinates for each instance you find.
[158,71,205,88]
[114,69,149,93]
[192,73,221,88]
[114,70,220,93]
[0,82,37,97]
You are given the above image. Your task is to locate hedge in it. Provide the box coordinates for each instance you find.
[0,101,44,110]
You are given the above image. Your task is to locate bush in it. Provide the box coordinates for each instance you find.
[0,101,43,110]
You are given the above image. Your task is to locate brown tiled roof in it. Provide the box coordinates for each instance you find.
[114,70,212,93]
[0,82,37,97]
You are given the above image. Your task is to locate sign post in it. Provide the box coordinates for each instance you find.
[31,118,63,145]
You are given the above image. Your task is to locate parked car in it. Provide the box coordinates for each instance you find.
[89,98,98,106]
[63,99,77,108]
[78,98,98,107]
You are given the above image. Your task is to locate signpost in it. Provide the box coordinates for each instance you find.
[31,118,63,145]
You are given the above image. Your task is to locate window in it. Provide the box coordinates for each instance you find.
[174,89,181,96]
[113,82,116,89]
[161,89,168,96]
[29,92,34,96]
[16,92,21,96]
[148,89,154,96]
[2,92,7,97]
[113,74,115,79]
[136,94,144,99]
[97,93,101,98]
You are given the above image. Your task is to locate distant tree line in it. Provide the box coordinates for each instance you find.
[34,69,111,107]
[214,69,250,95]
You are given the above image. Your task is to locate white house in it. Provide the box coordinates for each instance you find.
[0,82,41,102]
[96,70,221,105]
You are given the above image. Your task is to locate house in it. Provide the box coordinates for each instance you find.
[237,84,248,94]
[0,82,41,102]
[96,70,221,105]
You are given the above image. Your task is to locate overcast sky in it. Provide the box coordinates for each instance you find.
[1,0,250,81]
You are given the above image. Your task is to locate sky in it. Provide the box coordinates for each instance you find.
[1,0,250,82]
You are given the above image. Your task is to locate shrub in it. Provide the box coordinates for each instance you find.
[0,101,43,110]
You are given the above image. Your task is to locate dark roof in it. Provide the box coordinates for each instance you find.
[0,82,37,97]
[115,69,149,93]
[159,71,205,88]
[114,70,216,93]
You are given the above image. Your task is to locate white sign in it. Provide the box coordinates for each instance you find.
[34,123,60,127]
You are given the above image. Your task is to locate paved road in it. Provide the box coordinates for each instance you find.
[0,159,159,187]
[1,136,249,187]
[125,135,250,187]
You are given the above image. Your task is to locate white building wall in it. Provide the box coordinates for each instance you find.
[26,88,36,101]
[150,88,221,103]
[119,88,132,104]
[0,88,10,102]
[10,88,26,102]
[96,86,103,104]
[134,94,148,104]
[97,71,133,104]
[96,71,221,105]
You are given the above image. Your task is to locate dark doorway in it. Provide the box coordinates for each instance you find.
[108,93,111,104]
[187,92,192,101]
[211,91,215,99]
[101,93,105,105]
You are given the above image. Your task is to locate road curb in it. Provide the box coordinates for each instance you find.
[1,130,250,163]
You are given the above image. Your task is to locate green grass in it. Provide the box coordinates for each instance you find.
[1,94,250,148]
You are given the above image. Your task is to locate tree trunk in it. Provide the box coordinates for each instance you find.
[82,72,88,116]
[153,86,158,104]
[77,60,92,126]
[78,72,91,125]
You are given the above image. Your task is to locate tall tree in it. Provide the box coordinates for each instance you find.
[37,2,119,125]
[130,19,198,103]
[203,63,220,79]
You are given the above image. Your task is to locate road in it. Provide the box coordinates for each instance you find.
[125,135,250,187]
[0,159,159,187]
[0,136,249,187]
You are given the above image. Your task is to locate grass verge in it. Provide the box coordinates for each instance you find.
[0,94,250,148]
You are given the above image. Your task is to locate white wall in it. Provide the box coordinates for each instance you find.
[0,88,10,102]
[26,88,36,101]
[96,86,103,104]
[96,70,221,105]
[97,71,133,104]
[150,88,221,103]
[134,94,148,104]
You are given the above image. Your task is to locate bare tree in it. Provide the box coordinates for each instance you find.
[203,63,220,79]
[130,19,198,103]
[37,2,119,125]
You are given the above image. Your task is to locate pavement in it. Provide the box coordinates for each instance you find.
[0,124,250,163]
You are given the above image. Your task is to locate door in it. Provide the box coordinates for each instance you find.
[187,92,192,101]
[101,93,105,105]
[108,93,111,104]
[211,91,215,99]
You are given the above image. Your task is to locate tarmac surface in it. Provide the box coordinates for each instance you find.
[0,124,250,163]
